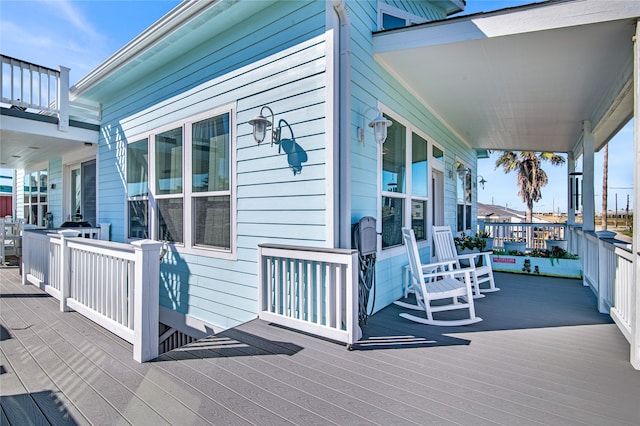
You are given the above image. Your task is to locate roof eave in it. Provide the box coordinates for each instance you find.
[70,0,219,99]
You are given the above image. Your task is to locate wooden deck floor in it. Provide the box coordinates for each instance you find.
[1,264,639,425]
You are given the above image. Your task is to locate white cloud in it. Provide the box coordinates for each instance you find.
[1,0,110,83]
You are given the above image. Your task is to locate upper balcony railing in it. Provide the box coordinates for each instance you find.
[1,54,100,128]
[0,54,61,113]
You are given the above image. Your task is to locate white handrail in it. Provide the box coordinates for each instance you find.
[258,244,361,348]
[22,228,162,362]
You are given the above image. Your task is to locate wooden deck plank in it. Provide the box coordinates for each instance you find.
[216,326,505,426]
[3,276,219,426]
[2,266,639,426]
[17,290,250,426]
[243,319,577,426]
[1,335,86,426]
[155,350,299,426]
[1,294,122,424]
[166,334,400,426]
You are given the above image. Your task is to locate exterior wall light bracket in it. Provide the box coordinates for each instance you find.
[357,106,392,145]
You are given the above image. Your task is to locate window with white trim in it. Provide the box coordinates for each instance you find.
[23,169,47,226]
[381,114,430,248]
[378,4,427,30]
[127,138,149,239]
[126,106,234,254]
[455,160,472,232]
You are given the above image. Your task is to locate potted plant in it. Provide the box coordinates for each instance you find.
[454,232,479,254]
[476,230,493,251]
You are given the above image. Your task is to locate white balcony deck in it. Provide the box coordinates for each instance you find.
[1,264,639,425]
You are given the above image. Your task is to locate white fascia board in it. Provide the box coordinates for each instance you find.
[71,0,219,98]
[2,114,98,143]
[374,0,640,53]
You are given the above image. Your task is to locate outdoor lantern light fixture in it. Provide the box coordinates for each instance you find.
[357,107,392,145]
[478,175,487,190]
[249,105,277,146]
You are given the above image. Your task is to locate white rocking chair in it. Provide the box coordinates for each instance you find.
[394,228,482,326]
[432,225,499,295]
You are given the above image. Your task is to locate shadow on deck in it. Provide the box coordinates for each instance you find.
[1,266,638,425]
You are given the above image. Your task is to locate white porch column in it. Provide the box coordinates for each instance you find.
[631,19,640,370]
[131,239,162,363]
[57,65,70,132]
[567,151,576,224]
[582,121,595,233]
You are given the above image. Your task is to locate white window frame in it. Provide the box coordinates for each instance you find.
[378,3,427,30]
[377,105,438,259]
[125,103,236,260]
[455,158,473,233]
[23,166,48,227]
[126,137,150,240]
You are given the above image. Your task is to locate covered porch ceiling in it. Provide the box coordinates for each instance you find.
[373,0,639,154]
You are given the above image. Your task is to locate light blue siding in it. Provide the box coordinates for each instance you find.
[97,1,329,329]
[47,157,63,227]
[90,0,481,331]
[347,0,478,311]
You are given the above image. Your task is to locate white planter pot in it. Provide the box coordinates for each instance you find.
[545,239,568,250]
[503,241,526,253]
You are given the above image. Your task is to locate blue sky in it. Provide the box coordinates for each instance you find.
[0,0,634,213]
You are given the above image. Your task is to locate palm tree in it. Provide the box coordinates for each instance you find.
[495,151,566,222]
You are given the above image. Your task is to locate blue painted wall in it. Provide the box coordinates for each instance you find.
[91,0,478,331]
[97,0,329,329]
[346,0,478,311]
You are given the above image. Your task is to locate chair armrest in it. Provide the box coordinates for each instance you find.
[420,259,458,273]
[423,267,473,281]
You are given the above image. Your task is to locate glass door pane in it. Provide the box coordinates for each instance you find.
[81,161,96,226]
[71,168,81,221]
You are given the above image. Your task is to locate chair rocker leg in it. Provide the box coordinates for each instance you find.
[399,312,482,326]
[393,300,423,311]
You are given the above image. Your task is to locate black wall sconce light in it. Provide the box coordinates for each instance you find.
[357,107,392,145]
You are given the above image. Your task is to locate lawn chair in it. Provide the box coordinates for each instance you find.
[432,225,499,295]
[394,228,482,326]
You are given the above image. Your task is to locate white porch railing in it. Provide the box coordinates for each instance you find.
[21,229,162,362]
[610,247,635,344]
[258,244,361,348]
[480,222,566,250]
[567,223,637,369]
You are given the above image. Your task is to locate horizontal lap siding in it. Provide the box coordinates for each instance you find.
[348,1,478,311]
[47,157,63,227]
[98,1,328,330]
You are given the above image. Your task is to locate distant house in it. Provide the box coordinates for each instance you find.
[2,0,639,347]
[477,202,553,224]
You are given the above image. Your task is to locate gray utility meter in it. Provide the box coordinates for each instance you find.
[356,216,377,256]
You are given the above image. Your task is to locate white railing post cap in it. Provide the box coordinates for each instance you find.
[130,240,163,250]
[58,229,81,238]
